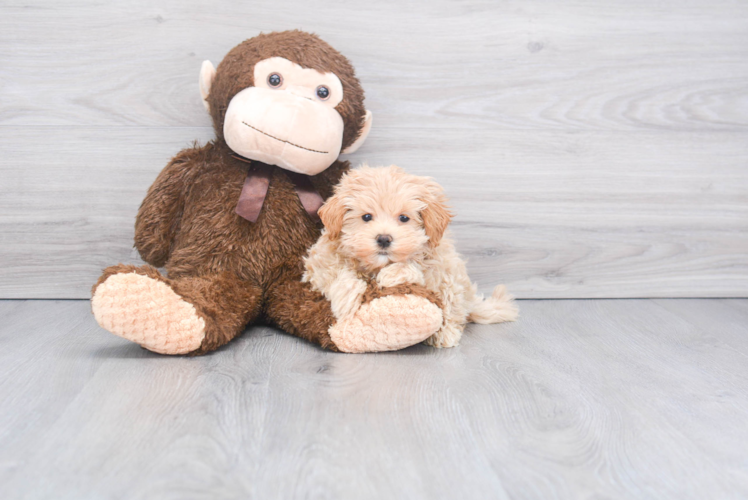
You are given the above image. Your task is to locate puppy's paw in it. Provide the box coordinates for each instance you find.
[425,322,464,348]
[328,276,368,319]
[376,262,425,288]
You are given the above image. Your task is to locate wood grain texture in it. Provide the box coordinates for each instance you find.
[2,0,747,131]
[1,0,747,298]
[1,299,748,499]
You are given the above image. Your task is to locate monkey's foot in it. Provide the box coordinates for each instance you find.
[92,267,205,355]
[329,285,443,353]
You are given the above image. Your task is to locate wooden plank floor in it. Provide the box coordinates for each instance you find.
[1,299,747,499]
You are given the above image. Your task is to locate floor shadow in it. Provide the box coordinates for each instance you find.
[89,343,162,359]
[89,325,438,359]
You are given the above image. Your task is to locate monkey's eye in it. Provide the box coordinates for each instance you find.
[362,214,373,222]
[267,73,283,87]
[316,85,330,100]
[399,215,410,223]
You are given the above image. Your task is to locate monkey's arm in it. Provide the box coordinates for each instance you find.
[134,148,199,267]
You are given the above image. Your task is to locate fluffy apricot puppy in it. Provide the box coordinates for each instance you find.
[303,165,519,348]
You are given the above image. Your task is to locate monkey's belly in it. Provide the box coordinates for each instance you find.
[164,206,320,280]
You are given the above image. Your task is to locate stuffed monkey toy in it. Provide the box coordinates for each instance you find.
[91,31,444,355]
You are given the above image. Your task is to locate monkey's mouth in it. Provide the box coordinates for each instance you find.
[242,121,328,154]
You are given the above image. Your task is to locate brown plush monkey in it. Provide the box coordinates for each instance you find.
[91,31,444,355]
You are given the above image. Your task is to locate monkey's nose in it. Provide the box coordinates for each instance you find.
[376,234,393,249]
[286,85,315,101]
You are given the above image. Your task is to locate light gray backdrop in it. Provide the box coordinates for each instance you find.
[1,0,747,299]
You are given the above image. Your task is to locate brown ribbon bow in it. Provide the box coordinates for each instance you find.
[233,156,324,223]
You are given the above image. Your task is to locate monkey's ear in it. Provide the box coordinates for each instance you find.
[341,110,373,154]
[199,60,216,112]
[318,194,346,240]
[420,180,453,248]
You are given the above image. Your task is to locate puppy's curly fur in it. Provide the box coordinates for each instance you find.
[303,165,518,348]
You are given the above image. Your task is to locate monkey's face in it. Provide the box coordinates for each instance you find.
[222,57,347,175]
[201,33,373,176]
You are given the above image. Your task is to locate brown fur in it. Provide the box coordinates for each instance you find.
[123,137,347,353]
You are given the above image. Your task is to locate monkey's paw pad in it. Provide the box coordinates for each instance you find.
[92,272,205,355]
[329,294,443,353]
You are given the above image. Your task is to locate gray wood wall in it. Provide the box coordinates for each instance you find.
[1,0,747,299]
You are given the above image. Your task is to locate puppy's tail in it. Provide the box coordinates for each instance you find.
[468,285,519,324]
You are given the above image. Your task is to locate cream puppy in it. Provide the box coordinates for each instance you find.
[303,165,518,348]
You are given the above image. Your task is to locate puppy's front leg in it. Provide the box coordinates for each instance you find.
[328,269,368,319]
[376,262,425,288]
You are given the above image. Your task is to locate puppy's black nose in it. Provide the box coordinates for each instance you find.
[376,234,393,249]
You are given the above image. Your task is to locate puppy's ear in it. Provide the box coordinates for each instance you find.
[319,193,346,240]
[420,180,452,248]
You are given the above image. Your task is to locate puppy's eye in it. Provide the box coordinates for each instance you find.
[267,73,283,87]
[362,214,373,222]
[316,85,330,100]
[399,215,410,223]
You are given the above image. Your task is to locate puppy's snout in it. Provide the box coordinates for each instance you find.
[376,234,393,249]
